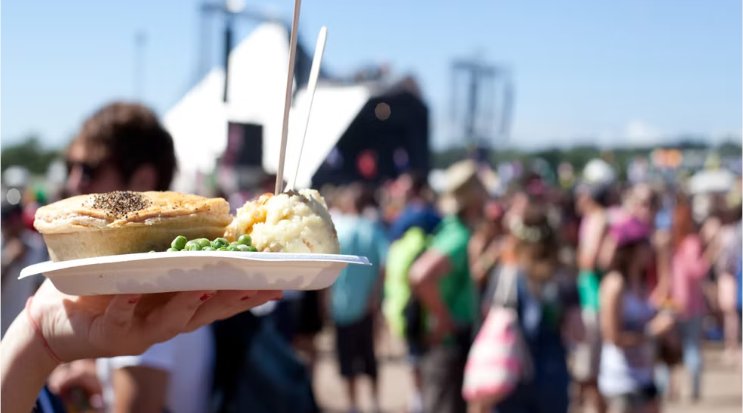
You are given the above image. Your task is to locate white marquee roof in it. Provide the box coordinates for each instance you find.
[164,22,371,191]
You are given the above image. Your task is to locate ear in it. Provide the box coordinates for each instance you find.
[127,164,158,192]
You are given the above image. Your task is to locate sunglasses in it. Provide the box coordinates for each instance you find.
[65,160,103,183]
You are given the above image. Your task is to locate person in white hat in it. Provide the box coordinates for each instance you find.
[573,178,614,413]
[409,160,488,413]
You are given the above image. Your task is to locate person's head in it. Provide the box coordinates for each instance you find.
[671,195,696,251]
[475,201,505,240]
[339,183,376,215]
[398,170,430,203]
[485,200,505,229]
[523,173,547,200]
[65,102,176,195]
[575,182,612,215]
[1,201,24,240]
[510,203,559,282]
[319,184,338,209]
[439,160,487,226]
[608,218,653,280]
[626,183,659,224]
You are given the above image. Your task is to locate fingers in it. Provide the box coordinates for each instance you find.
[184,290,283,332]
[47,360,102,398]
[187,290,258,322]
[47,365,71,395]
[141,291,216,343]
[103,294,142,329]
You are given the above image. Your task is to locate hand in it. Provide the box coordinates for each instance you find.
[427,312,455,346]
[649,287,670,308]
[366,292,381,315]
[29,279,283,362]
[48,359,102,408]
[647,312,675,338]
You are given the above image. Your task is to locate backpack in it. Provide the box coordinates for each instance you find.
[383,227,431,342]
[210,311,319,413]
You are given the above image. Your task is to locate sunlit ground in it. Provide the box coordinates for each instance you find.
[313,326,742,413]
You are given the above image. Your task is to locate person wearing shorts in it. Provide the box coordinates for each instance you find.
[572,299,602,384]
[331,185,388,413]
[575,179,613,413]
[335,314,378,383]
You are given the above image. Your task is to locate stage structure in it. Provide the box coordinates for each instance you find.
[312,77,429,187]
[450,56,514,163]
[164,20,429,194]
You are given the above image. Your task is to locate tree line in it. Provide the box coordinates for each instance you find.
[431,139,742,173]
[1,135,740,178]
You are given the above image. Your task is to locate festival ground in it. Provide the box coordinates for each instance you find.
[314,327,742,413]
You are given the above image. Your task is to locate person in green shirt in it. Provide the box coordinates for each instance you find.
[409,160,487,413]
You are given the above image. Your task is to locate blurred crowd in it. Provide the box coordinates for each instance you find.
[2,101,742,413]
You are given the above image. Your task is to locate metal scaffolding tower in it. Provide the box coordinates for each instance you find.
[450,57,514,160]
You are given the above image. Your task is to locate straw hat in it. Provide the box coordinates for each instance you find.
[439,160,487,215]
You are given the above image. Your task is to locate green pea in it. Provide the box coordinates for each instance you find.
[166,247,178,252]
[201,246,215,251]
[172,235,188,250]
[237,235,252,246]
[149,250,156,253]
[211,238,229,248]
[235,244,251,252]
[229,242,240,248]
[185,241,202,251]
[218,247,229,251]
[247,246,258,252]
[226,246,236,251]
[196,238,212,248]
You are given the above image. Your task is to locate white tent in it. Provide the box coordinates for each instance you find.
[164,22,372,192]
[688,169,735,194]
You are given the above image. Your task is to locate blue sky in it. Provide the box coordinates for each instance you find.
[2,0,741,150]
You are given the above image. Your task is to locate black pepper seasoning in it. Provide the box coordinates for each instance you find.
[90,191,152,220]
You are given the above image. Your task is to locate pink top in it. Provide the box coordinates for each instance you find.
[671,235,709,318]
[607,206,630,226]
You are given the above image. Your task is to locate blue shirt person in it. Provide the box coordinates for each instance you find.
[331,214,389,325]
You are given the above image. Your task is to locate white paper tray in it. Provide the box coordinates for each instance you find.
[20,252,370,296]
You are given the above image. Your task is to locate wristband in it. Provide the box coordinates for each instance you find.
[25,296,63,364]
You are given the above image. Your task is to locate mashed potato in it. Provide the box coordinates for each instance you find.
[225,189,340,254]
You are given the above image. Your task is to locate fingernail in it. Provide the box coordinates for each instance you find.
[200,293,215,301]
[240,290,258,301]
